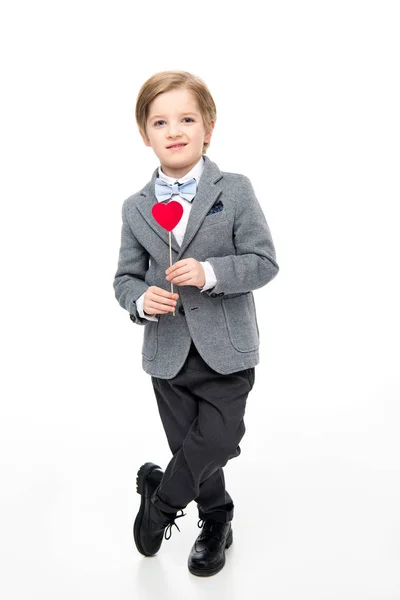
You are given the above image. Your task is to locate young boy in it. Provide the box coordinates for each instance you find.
[113,70,279,577]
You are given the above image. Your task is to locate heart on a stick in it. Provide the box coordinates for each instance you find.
[152,201,183,231]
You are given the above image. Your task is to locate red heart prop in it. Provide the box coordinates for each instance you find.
[152,200,184,232]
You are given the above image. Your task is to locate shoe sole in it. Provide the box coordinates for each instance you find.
[188,527,233,577]
[133,462,162,557]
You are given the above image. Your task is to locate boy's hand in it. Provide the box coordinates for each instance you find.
[166,259,206,289]
[143,286,179,315]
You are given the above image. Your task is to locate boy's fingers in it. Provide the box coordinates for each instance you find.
[152,290,178,304]
[149,286,179,299]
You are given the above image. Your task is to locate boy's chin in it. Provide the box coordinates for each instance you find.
[162,149,203,162]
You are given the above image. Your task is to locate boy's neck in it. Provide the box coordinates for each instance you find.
[159,156,203,180]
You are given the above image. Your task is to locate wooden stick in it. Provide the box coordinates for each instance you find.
[169,231,175,317]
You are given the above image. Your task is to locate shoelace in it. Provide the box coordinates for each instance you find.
[196,518,225,541]
[164,509,186,540]
[197,518,219,530]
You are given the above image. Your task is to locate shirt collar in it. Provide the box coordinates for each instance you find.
[158,155,205,185]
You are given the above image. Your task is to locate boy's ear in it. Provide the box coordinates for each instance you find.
[204,120,216,144]
[139,128,151,147]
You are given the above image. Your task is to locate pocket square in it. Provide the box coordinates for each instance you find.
[206,200,224,216]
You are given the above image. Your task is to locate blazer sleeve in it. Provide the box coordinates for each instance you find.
[113,200,151,326]
[202,176,279,296]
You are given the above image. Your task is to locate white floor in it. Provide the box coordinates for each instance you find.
[2,383,400,600]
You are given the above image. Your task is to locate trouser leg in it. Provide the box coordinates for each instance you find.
[150,340,254,523]
[194,467,234,523]
[150,343,233,519]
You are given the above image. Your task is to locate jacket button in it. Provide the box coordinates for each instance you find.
[179,306,185,315]
[210,293,217,298]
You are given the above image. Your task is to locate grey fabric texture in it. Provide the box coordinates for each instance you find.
[113,154,279,378]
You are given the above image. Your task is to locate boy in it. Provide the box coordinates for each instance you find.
[113,70,279,576]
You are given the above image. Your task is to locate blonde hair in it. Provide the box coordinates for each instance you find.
[135,70,217,154]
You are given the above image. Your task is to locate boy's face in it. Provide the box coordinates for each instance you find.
[140,87,215,179]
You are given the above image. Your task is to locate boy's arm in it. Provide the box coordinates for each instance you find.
[202,176,279,296]
[113,200,152,326]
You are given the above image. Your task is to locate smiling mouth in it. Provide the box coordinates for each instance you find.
[167,143,187,149]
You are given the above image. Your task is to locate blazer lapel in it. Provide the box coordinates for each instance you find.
[136,155,223,260]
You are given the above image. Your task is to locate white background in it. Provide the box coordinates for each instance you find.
[1,1,399,598]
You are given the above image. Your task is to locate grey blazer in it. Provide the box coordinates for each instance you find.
[113,155,279,379]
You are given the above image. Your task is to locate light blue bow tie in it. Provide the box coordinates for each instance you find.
[155,177,197,202]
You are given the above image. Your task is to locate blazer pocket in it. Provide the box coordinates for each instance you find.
[206,200,224,216]
[141,320,158,360]
[221,292,259,352]
[201,210,227,228]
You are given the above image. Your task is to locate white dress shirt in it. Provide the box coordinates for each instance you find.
[136,155,217,322]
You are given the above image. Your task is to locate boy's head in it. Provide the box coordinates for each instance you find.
[135,70,216,178]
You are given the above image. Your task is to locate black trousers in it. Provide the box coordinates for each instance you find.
[150,339,255,523]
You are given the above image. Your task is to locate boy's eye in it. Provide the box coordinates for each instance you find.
[154,118,194,126]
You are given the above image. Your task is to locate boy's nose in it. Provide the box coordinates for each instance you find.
[167,125,183,136]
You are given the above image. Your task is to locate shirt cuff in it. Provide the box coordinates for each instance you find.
[199,261,217,292]
[136,291,159,322]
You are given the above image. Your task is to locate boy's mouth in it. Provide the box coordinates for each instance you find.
[167,143,187,150]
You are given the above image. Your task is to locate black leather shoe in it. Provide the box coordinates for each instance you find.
[133,462,186,556]
[188,518,233,576]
